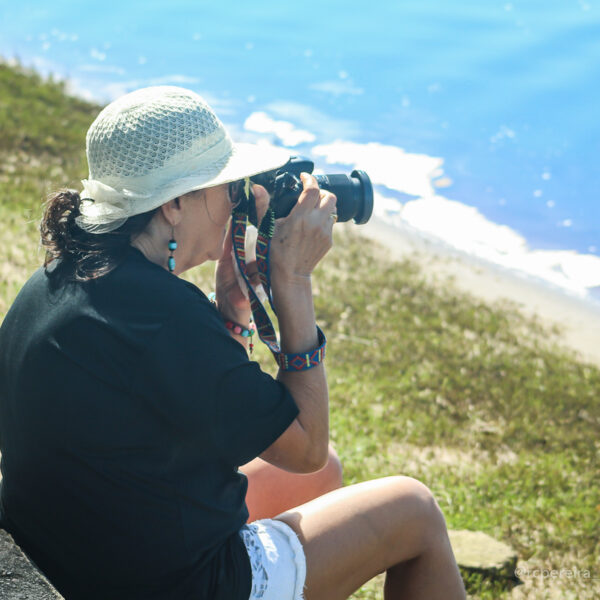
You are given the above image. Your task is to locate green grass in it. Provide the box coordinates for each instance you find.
[1,61,599,599]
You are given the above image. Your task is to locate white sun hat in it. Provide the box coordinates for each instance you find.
[76,86,291,233]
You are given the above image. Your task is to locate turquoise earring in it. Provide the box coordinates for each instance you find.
[168,230,177,272]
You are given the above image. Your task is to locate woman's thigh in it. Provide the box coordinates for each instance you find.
[274,476,444,600]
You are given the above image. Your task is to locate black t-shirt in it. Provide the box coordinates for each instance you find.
[0,247,299,599]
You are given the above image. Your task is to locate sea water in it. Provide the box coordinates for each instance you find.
[1,0,599,301]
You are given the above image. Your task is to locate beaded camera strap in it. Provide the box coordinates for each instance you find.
[230,187,326,371]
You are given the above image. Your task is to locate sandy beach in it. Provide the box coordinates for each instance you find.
[359,216,600,368]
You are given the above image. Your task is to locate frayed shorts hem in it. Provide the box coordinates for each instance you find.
[239,518,306,600]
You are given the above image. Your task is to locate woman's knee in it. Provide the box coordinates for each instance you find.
[384,476,448,549]
[391,476,444,517]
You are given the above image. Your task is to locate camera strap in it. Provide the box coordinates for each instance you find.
[231,200,326,370]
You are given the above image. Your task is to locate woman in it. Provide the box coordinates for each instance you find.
[0,86,465,599]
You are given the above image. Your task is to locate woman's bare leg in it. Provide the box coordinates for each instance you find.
[275,476,466,600]
[239,444,343,522]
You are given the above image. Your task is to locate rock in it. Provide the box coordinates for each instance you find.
[0,528,63,599]
[449,529,518,581]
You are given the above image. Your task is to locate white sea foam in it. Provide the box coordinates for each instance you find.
[308,139,600,300]
[398,196,600,296]
[313,141,444,197]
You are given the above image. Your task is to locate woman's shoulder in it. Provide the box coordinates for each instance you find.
[1,248,220,353]
[99,246,217,325]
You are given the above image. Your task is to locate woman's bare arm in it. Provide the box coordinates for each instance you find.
[258,174,336,473]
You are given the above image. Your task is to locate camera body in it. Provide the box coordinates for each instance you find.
[250,157,373,225]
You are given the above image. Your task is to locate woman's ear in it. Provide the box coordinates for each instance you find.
[160,197,183,227]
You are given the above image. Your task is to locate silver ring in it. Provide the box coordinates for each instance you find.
[330,213,338,223]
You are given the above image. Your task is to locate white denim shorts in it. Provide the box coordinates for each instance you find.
[239,518,306,600]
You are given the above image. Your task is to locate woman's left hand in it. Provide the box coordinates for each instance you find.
[214,184,269,323]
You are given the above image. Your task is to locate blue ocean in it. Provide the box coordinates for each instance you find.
[1,0,599,301]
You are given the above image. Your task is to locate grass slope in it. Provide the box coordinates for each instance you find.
[1,61,598,599]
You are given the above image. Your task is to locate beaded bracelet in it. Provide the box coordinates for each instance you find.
[224,319,255,338]
[224,319,256,354]
[208,293,256,354]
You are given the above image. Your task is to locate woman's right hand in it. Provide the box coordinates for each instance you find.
[269,172,337,285]
[261,173,334,473]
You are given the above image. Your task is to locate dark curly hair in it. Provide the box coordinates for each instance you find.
[40,189,158,282]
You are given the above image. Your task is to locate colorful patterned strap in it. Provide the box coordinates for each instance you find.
[276,327,327,371]
[231,197,326,371]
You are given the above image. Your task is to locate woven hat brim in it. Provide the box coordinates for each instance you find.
[163,142,291,201]
[77,141,292,233]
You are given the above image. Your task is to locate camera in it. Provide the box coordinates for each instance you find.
[250,157,374,225]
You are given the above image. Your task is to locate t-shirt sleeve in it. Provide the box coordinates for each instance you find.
[131,293,299,466]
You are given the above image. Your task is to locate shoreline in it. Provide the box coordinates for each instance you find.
[358,215,600,368]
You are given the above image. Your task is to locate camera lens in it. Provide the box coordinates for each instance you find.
[314,170,373,224]
[250,159,374,225]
